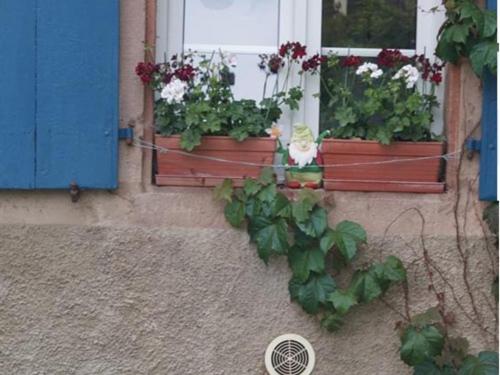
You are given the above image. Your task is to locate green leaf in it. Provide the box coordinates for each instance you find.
[458,352,499,375]
[321,312,344,332]
[224,200,245,228]
[214,179,234,202]
[324,221,367,262]
[249,217,289,263]
[469,41,497,76]
[292,189,321,222]
[272,192,292,219]
[335,106,358,127]
[320,229,336,255]
[288,247,326,282]
[243,178,261,196]
[445,23,471,44]
[436,38,460,63]
[289,273,336,314]
[400,325,445,366]
[180,128,202,151]
[381,256,407,282]
[460,2,484,30]
[258,167,275,185]
[482,10,497,38]
[414,360,455,375]
[257,183,277,203]
[328,290,357,315]
[296,207,328,238]
[350,269,383,303]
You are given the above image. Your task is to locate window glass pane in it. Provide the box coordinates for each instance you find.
[322,0,417,49]
[184,0,280,47]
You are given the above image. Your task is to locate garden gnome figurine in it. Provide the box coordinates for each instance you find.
[284,124,324,189]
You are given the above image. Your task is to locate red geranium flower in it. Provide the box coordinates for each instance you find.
[341,55,362,68]
[302,54,326,72]
[135,62,159,84]
[175,64,196,82]
[377,49,409,68]
[430,72,442,84]
[279,41,307,60]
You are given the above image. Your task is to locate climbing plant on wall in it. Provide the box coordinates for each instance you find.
[436,0,497,76]
[214,168,407,331]
[215,169,499,374]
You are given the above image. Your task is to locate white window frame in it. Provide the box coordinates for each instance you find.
[156,0,446,139]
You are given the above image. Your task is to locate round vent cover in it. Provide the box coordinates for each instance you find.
[265,334,315,375]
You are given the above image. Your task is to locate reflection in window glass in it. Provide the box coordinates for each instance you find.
[322,0,417,49]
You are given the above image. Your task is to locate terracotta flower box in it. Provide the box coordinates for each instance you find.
[155,135,276,187]
[321,139,445,193]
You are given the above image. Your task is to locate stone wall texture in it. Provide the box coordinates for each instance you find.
[0,1,496,374]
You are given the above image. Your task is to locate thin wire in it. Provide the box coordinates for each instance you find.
[134,138,460,169]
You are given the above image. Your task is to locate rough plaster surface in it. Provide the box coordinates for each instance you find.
[0,225,495,375]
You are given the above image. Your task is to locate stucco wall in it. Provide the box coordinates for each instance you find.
[0,1,496,374]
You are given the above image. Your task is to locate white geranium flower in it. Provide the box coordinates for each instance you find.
[393,64,420,89]
[161,78,187,104]
[356,63,383,79]
[370,69,384,79]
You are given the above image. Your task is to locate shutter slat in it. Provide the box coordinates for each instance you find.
[0,1,37,189]
[479,0,497,201]
[35,0,120,189]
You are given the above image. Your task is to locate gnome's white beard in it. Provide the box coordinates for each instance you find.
[289,142,318,168]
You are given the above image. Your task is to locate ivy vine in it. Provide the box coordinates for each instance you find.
[214,168,406,331]
[214,169,499,374]
[436,0,497,76]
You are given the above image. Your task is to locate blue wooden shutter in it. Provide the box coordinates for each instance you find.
[479,0,497,201]
[0,0,120,190]
[0,1,37,188]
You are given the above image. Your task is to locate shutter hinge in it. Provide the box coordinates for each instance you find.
[465,138,481,160]
[118,128,134,145]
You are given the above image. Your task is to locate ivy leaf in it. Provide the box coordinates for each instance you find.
[350,269,383,303]
[245,197,261,217]
[460,2,484,30]
[322,221,367,261]
[249,217,289,263]
[292,189,321,222]
[380,256,407,282]
[445,23,471,44]
[288,246,326,283]
[400,325,445,366]
[257,183,277,203]
[469,41,497,76]
[458,352,499,375]
[258,167,275,185]
[321,312,344,332]
[482,10,497,38]
[243,178,261,196]
[414,360,455,375]
[272,192,292,219]
[289,273,336,314]
[214,179,234,202]
[224,200,245,228]
[436,38,460,63]
[328,290,357,315]
[296,207,328,238]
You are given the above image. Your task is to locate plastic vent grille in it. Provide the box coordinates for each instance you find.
[265,334,315,375]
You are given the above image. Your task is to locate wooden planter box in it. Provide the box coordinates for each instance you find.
[155,135,276,187]
[321,139,445,193]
